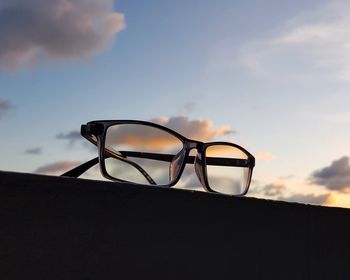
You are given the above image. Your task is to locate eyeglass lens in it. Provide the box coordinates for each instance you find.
[205,145,250,195]
[104,124,183,186]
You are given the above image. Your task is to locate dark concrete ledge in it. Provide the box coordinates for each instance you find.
[1,171,350,279]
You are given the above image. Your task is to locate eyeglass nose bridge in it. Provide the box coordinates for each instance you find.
[184,140,198,150]
[169,140,199,182]
[183,141,210,192]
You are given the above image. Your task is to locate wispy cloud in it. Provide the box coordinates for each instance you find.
[261,183,285,197]
[310,156,350,192]
[0,99,11,118]
[176,102,197,116]
[56,130,81,145]
[240,1,350,81]
[255,151,276,161]
[0,0,125,70]
[24,147,42,155]
[34,160,80,175]
[279,174,294,180]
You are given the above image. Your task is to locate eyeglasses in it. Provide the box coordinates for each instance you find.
[62,120,255,196]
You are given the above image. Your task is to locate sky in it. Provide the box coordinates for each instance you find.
[1,0,350,208]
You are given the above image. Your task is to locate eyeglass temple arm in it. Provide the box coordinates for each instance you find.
[61,125,101,178]
[61,152,157,185]
[60,154,157,185]
[62,128,157,184]
[106,150,157,185]
[61,157,99,178]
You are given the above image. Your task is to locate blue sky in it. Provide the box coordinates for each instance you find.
[1,0,350,207]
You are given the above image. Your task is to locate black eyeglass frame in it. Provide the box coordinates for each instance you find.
[62,120,255,196]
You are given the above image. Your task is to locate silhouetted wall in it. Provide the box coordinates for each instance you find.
[1,171,350,279]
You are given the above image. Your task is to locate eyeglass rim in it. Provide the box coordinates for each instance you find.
[202,142,254,195]
[81,119,255,195]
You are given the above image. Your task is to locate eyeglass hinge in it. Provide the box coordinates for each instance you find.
[82,123,103,136]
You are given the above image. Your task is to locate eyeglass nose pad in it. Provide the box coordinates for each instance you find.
[194,153,207,189]
[169,150,186,182]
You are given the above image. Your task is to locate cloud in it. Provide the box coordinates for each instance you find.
[178,102,197,116]
[251,182,331,205]
[183,102,196,114]
[0,99,11,118]
[0,0,125,70]
[279,174,294,180]
[24,147,43,155]
[310,156,350,192]
[107,124,184,150]
[240,1,350,81]
[261,183,286,197]
[34,160,80,175]
[56,130,81,145]
[104,116,235,152]
[151,116,234,141]
[57,129,96,151]
[255,151,276,161]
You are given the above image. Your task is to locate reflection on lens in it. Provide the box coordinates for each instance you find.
[205,144,250,195]
[104,124,184,185]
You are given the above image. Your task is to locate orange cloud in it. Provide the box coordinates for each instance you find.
[255,151,276,161]
[106,123,183,151]
[105,117,236,152]
[34,160,80,175]
[151,116,234,141]
[205,144,247,158]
